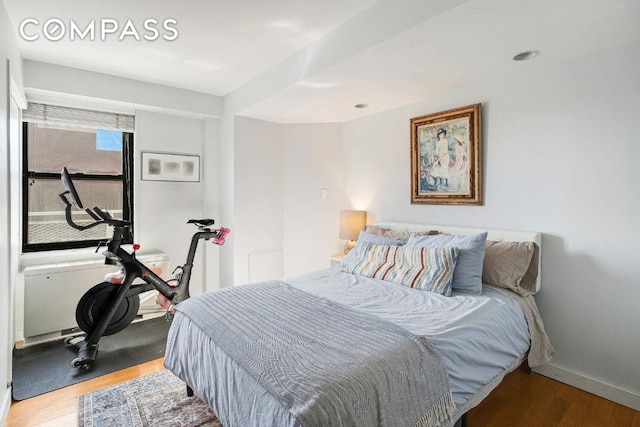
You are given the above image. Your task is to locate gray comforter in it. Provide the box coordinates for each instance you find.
[172,280,455,427]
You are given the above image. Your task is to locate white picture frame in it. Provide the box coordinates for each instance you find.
[141,152,200,182]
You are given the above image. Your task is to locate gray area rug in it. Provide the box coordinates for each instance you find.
[78,369,222,426]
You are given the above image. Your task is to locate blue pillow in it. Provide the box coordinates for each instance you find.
[405,232,487,294]
[341,230,408,266]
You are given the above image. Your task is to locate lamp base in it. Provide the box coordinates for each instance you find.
[343,240,356,254]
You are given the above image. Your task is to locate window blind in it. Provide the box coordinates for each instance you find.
[23,103,135,132]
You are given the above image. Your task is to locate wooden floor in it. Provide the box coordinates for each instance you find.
[7,359,640,426]
[6,358,166,427]
[468,370,640,427]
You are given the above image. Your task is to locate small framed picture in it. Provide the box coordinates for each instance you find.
[141,152,200,182]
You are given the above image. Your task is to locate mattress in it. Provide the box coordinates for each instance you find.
[164,267,530,426]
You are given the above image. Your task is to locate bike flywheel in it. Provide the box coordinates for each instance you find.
[75,281,140,336]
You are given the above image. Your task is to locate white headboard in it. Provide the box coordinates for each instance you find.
[375,221,542,292]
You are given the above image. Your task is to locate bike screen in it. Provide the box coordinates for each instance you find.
[61,167,84,209]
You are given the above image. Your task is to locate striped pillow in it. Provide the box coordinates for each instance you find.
[343,242,459,296]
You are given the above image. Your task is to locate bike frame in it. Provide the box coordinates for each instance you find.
[58,167,229,367]
[84,225,221,347]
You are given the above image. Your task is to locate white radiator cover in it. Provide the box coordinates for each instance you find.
[23,251,169,340]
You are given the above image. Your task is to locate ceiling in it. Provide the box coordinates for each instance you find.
[4,0,640,123]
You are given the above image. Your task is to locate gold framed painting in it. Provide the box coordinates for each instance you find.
[410,103,482,205]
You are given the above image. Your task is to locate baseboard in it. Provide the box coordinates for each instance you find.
[534,364,640,411]
[0,386,11,426]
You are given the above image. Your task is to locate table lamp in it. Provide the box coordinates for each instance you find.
[339,210,366,254]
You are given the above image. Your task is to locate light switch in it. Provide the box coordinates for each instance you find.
[320,188,328,199]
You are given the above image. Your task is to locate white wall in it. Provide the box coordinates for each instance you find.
[0,58,12,424]
[233,116,284,284]
[343,42,640,407]
[283,123,345,275]
[217,103,236,287]
[232,119,347,282]
[202,118,222,292]
[0,56,11,427]
[0,0,23,421]
[134,110,208,294]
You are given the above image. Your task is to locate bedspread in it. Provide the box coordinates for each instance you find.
[165,267,534,426]
[173,280,455,427]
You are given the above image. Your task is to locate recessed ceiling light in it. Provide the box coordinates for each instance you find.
[354,103,369,109]
[513,50,540,61]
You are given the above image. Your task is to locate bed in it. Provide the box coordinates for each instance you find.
[164,222,555,427]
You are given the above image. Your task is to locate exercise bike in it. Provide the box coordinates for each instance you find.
[59,167,229,368]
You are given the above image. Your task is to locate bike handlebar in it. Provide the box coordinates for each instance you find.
[60,169,228,258]
[214,227,230,245]
[59,191,131,231]
[59,167,130,231]
[92,206,131,228]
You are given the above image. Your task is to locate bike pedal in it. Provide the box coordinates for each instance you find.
[65,336,85,346]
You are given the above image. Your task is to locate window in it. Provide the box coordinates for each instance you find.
[22,103,135,252]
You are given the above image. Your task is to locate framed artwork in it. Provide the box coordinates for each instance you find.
[410,103,482,205]
[141,152,200,182]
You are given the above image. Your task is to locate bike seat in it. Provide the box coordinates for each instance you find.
[187,219,215,227]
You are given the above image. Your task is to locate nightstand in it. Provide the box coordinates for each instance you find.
[330,253,345,267]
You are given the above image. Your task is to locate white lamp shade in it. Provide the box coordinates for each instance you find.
[339,210,366,241]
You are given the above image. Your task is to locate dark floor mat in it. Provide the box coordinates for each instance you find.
[12,316,171,401]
